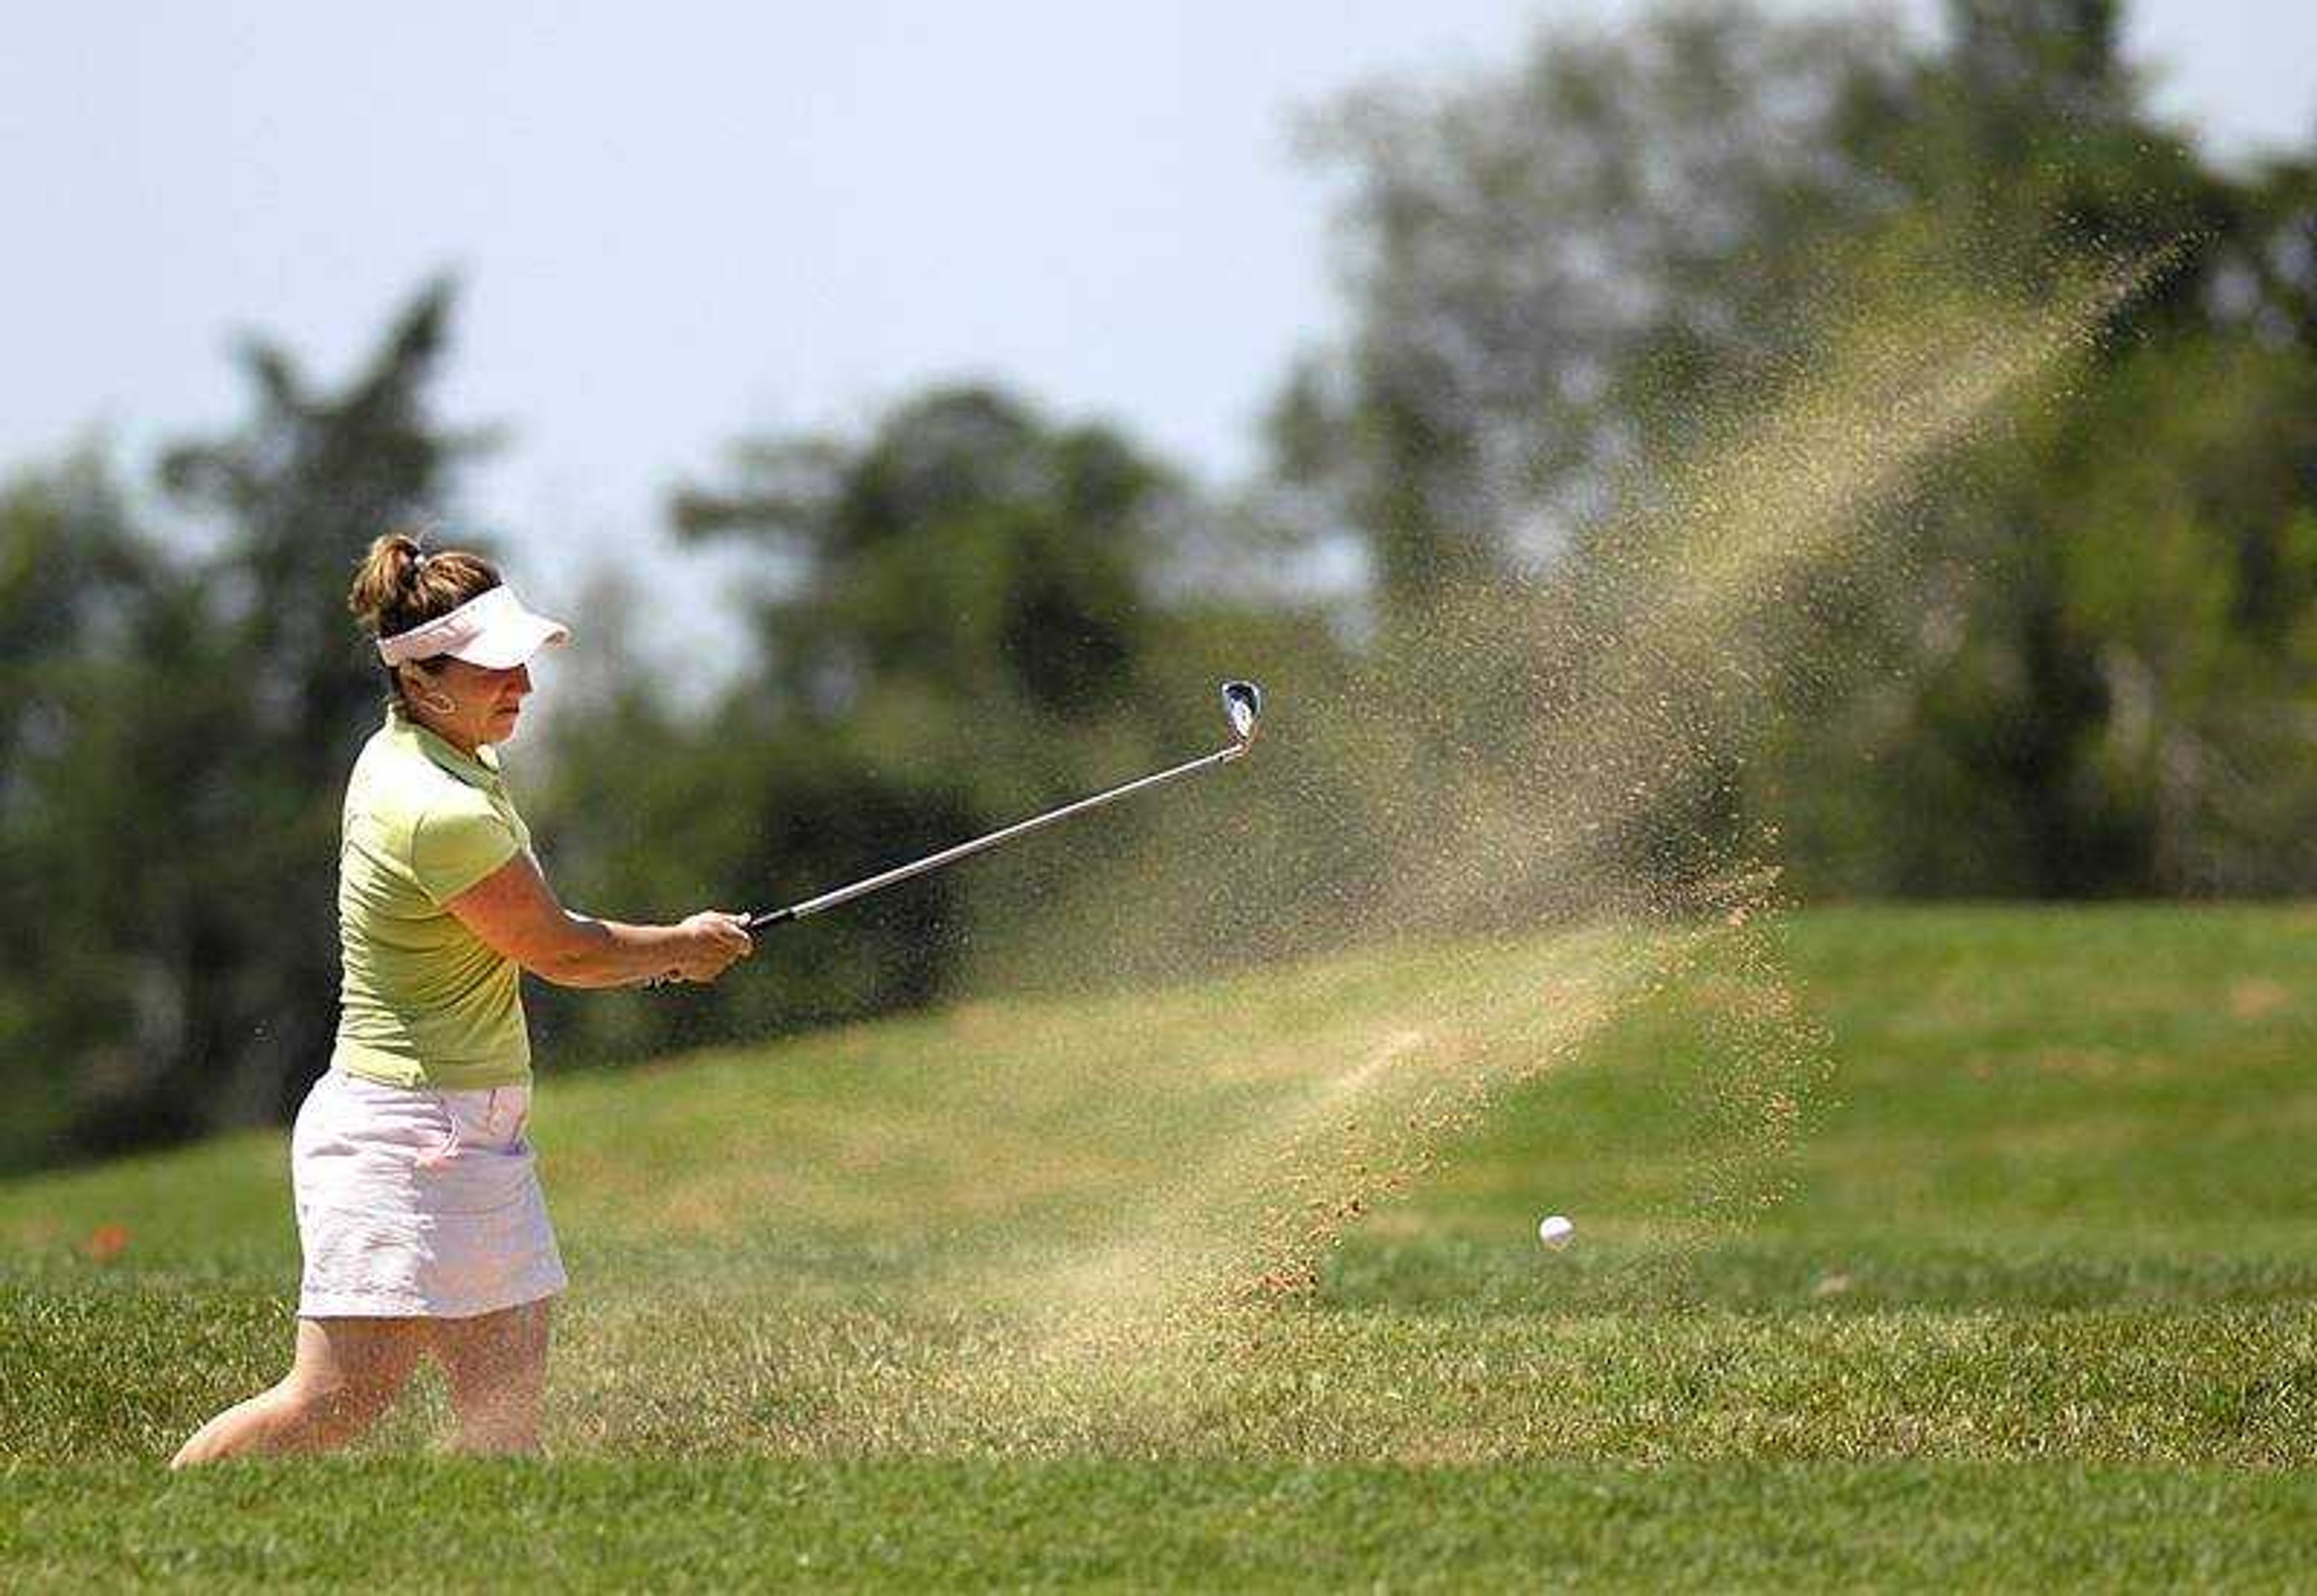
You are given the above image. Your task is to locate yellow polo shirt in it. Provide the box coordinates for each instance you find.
[330,703,533,1090]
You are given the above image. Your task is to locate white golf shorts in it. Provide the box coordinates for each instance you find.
[291,1068,567,1320]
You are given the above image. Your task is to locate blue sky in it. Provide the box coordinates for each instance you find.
[5,1,2312,655]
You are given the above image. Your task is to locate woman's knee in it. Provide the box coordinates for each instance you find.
[433,1301,551,1393]
[280,1364,409,1445]
[278,1320,424,1446]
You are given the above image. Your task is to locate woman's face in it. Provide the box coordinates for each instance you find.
[407,658,535,749]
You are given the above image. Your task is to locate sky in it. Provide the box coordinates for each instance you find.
[5,1,2314,660]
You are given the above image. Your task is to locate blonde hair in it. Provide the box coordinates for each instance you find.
[348,532,501,694]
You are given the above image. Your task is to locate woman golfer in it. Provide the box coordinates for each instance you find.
[172,534,753,1465]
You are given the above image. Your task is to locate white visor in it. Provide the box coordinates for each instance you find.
[377,585,570,670]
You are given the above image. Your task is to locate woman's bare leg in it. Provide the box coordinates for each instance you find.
[430,1297,552,1455]
[170,1317,427,1468]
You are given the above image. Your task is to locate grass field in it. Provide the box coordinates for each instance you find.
[4,904,2315,1588]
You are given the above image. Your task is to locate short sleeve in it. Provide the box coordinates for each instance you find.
[410,789,521,904]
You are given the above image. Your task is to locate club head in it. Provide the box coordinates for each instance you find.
[1221,679,1263,748]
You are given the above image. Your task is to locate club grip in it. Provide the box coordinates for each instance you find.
[647,909,789,986]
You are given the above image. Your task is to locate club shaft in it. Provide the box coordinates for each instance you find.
[748,740,1245,930]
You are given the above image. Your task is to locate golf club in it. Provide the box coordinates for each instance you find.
[740,679,1263,935]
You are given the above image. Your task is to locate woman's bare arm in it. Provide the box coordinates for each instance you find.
[445,853,751,988]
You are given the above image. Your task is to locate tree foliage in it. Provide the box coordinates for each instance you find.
[2,282,489,1163]
[523,386,1253,1061]
[7,1,2317,1173]
[1280,0,2317,896]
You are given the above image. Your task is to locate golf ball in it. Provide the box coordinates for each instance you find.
[1537,1214,1575,1248]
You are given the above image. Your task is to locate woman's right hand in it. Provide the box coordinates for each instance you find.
[667,911,755,983]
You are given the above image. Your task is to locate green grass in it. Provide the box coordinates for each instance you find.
[8,1459,2316,1589]
[4,904,2315,1588]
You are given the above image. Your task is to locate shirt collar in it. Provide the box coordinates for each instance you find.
[385,701,504,788]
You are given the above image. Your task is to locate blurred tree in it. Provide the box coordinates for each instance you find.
[0,455,186,1166]
[673,387,1168,739]
[527,385,1219,1054]
[1827,2,2317,894]
[1279,0,2317,897]
[94,279,494,1148]
[2040,337,2317,891]
[16,0,2317,1177]
[1274,2,1918,624]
